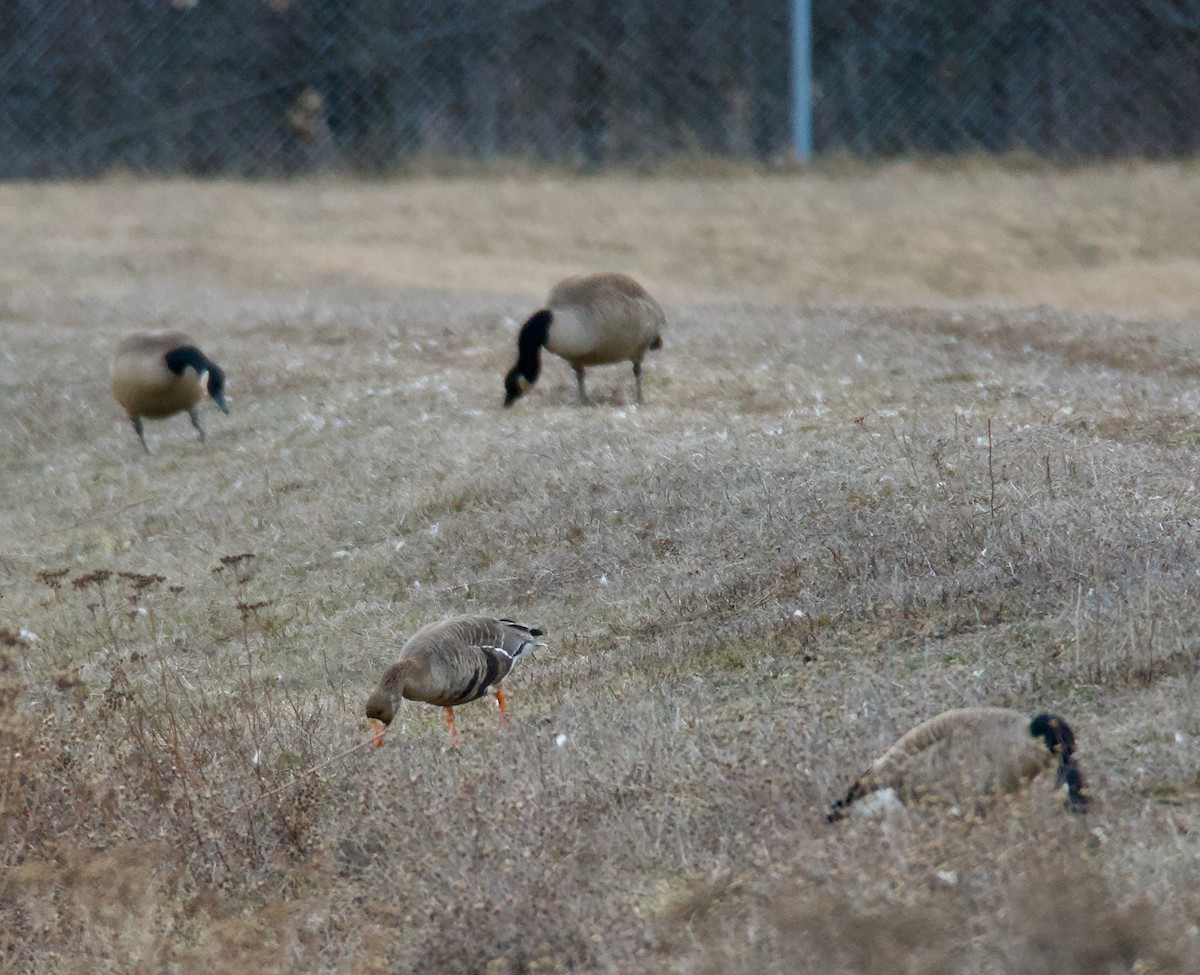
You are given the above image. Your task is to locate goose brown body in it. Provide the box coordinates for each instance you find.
[827,707,1089,821]
[504,272,665,406]
[365,615,543,745]
[111,331,229,452]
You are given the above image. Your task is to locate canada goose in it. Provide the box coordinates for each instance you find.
[503,272,665,407]
[365,615,544,747]
[826,708,1090,822]
[111,331,229,452]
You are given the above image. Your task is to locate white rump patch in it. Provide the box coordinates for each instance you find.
[851,787,905,819]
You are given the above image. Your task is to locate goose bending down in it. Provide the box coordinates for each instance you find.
[111,331,229,453]
[365,615,545,747]
[826,708,1090,822]
[503,272,665,407]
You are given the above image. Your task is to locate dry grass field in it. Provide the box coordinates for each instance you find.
[2,160,1200,973]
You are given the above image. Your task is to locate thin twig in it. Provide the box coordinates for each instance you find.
[1073,582,1084,672]
[227,734,380,815]
[28,496,158,539]
[1146,617,1156,685]
[987,417,996,518]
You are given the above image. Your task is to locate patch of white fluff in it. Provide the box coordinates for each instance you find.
[851,787,906,819]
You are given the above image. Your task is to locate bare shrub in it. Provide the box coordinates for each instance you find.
[1001,866,1191,975]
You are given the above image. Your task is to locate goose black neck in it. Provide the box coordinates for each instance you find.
[516,309,552,380]
[826,780,865,823]
[1057,757,1090,813]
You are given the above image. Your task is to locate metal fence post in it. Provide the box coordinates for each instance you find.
[791,0,813,162]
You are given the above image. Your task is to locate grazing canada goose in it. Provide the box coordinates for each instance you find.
[111,331,229,453]
[503,271,665,407]
[826,708,1090,822]
[365,615,545,747]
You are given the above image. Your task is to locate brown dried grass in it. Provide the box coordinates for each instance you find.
[2,162,1200,973]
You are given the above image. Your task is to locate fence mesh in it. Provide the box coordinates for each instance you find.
[2,0,1198,178]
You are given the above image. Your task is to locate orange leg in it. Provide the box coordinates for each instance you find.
[443,707,461,747]
[496,686,509,728]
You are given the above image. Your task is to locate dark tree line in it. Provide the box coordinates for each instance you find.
[815,0,1200,157]
[0,0,1197,177]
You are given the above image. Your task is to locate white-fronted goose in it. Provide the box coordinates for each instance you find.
[366,615,544,746]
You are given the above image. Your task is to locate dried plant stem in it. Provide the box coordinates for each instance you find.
[1074,582,1084,672]
[227,734,379,815]
[28,496,158,540]
[987,417,996,517]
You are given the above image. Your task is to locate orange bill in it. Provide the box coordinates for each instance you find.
[371,719,386,748]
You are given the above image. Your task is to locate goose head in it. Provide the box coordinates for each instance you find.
[205,363,230,414]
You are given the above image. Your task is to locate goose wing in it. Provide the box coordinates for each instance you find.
[549,272,651,307]
[864,708,1029,782]
[551,274,665,334]
[399,616,542,707]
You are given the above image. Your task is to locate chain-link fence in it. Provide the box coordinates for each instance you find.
[2,0,1198,178]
